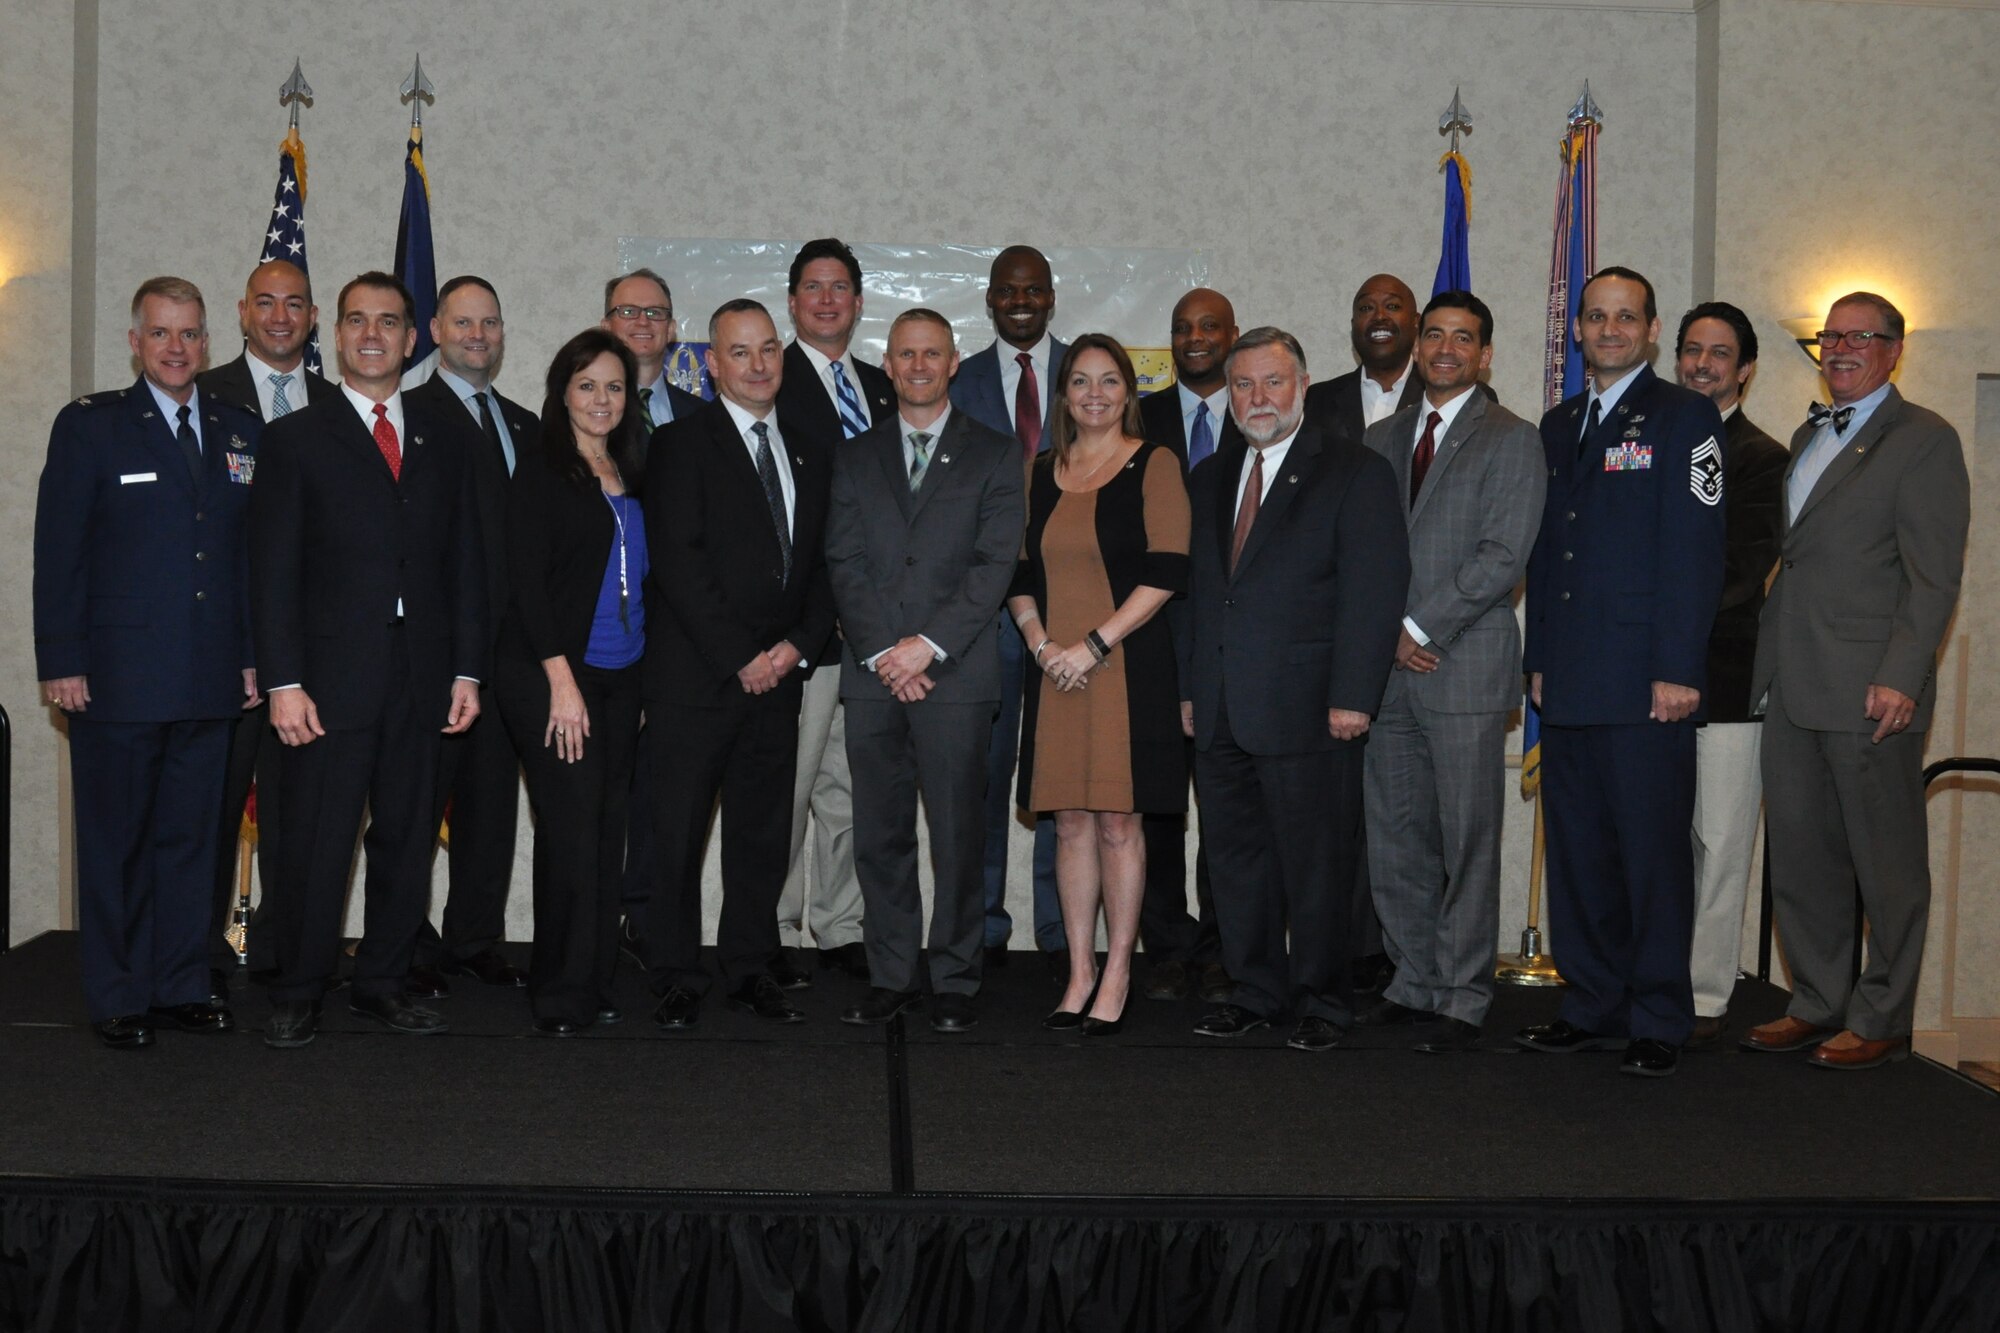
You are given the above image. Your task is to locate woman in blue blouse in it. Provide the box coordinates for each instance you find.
[496,329,650,1035]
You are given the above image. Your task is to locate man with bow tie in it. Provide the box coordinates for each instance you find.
[1515,267,1726,1079]
[1740,292,1968,1070]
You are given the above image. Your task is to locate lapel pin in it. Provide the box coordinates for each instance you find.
[939,454,951,464]
[141,410,156,420]
[1615,404,1629,416]
[413,435,424,446]
[1287,474,1299,484]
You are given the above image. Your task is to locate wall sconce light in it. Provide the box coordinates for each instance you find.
[1777,317,1823,367]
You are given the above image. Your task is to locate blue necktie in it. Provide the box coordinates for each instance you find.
[269,372,295,417]
[1188,402,1216,467]
[830,361,868,438]
[908,431,932,492]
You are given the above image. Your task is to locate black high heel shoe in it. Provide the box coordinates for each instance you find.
[1079,1012,1124,1037]
[1043,1008,1085,1030]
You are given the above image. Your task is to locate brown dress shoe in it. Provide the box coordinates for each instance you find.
[1807,1031,1912,1070]
[1738,1015,1835,1053]
[1685,1015,1725,1048]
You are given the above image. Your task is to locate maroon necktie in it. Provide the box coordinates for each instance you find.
[1230,449,1264,574]
[1014,351,1041,458]
[372,403,403,481]
[1409,409,1441,509]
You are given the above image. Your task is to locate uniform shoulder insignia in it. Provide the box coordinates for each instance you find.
[1690,436,1723,506]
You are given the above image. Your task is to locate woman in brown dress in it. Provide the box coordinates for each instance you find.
[1007,334,1190,1035]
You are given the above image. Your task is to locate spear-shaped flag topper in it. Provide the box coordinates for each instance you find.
[395,55,439,382]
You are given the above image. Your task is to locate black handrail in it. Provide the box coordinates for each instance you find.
[1755,754,1998,983]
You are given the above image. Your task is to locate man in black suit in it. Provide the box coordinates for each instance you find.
[1136,287,1241,1003]
[1302,273,1423,450]
[773,238,896,987]
[643,299,837,1028]
[36,276,261,1048]
[1180,327,1408,1052]
[827,309,1025,1032]
[400,275,540,994]
[195,260,331,997]
[1672,301,1787,1046]
[251,271,488,1048]
[601,267,702,965]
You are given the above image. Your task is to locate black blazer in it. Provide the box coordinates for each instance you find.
[642,399,836,707]
[197,352,333,420]
[499,441,627,672]
[250,391,488,729]
[1138,385,1244,468]
[1179,424,1409,755]
[776,342,894,449]
[404,373,540,644]
[1706,408,1788,723]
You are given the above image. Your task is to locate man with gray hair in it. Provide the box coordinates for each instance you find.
[35,276,263,1047]
[1179,327,1408,1052]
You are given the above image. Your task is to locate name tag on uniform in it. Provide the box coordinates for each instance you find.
[119,472,158,484]
[1603,444,1652,472]
[225,452,255,484]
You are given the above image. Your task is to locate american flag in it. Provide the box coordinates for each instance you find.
[258,125,323,377]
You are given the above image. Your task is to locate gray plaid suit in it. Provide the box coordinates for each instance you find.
[1361,392,1545,1023]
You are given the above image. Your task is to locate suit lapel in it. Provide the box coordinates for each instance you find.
[1410,392,1487,523]
[1231,429,1320,578]
[1793,388,1899,528]
[875,421,916,524]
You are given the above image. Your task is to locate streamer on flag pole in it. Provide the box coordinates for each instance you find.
[395,54,439,387]
[1433,88,1473,298]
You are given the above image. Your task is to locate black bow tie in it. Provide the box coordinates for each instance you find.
[1807,402,1855,435]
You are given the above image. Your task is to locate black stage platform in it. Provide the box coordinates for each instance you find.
[1,929,1996,1330]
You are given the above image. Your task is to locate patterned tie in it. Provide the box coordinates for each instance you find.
[1576,396,1601,461]
[268,372,295,418]
[1806,401,1855,435]
[372,403,402,481]
[1189,402,1216,467]
[1230,448,1264,575]
[752,421,792,581]
[908,430,932,492]
[1013,351,1042,458]
[640,385,656,428]
[1409,410,1442,509]
[476,390,513,475]
[831,361,869,439]
[175,404,202,483]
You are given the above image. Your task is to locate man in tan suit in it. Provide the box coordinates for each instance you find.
[1740,292,1969,1070]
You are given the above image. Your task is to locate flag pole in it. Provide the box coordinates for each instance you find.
[1496,794,1562,985]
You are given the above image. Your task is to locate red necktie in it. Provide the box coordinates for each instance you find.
[1014,351,1041,458]
[1409,409,1441,509]
[372,402,402,481]
[1230,449,1263,575]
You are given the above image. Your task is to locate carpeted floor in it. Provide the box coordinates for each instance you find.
[2,930,1994,1199]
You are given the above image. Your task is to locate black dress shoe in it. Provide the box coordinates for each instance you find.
[1194,1004,1271,1038]
[1080,1012,1125,1038]
[1414,1018,1483,1053]
[729,976,804,1024]
[769,948,813,990]
[1620,1038,1680,1078]
[404,964,451,1001]
[93,1015,154,1050]
[820,941,871,980]
[349,993,448,1035]
[595,1006,623,1026]
[931,993,979,1034]
[1197,962,1234,1004]
[617,917,648,968]
[1142,959,1192,1001]
[442,948,527,988]
[1043,1007,1085,1030]
[843,987,923,1026]
[983,944,1010,969]
[146,1002,236,1033]
[264,1000,320,1049]
[1356,997,1434,1027]
[533,1017,581,1037]
[1351,952,1396,995]
[653,986,700,1029]
[1514,1019,1625,1053]
[209,967,233,1006]
[1287,1015,1346,1052]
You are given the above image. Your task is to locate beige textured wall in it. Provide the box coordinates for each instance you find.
[0,0,79,946]
[1712,0,2000,1057]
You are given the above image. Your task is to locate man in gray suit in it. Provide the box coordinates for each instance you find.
[1740,292,1969,1070]
[1360,291,1545,1053]
[829,309,1026,1034]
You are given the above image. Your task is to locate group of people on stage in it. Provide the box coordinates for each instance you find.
[34,238,1967,1078]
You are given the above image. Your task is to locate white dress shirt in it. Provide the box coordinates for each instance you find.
[996,333,1055,420]
[720,395,796,533]
[797,340,873,431]
[1359,359,1415,428]
[1233,425,1299,515]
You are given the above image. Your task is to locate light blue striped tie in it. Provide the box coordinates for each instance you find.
[830,361,869,438]
[269,372,295,417]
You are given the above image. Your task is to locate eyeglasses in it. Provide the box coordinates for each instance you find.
[1814,329,1898,350]
[608,305,672,322]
